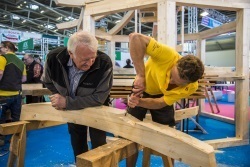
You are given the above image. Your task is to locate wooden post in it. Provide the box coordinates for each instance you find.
[7,123,27,167]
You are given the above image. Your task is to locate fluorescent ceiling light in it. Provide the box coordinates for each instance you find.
[30,4,39,10]
[115,20,121,23]
[45,24,55,29]
[200,11,209,17]
[40,10,44,13]
[12,15,20,20]
[64,16,75,21]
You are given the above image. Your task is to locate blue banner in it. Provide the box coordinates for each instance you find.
[201,16,222,29]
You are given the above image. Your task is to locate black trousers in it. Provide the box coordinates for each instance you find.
[128,92,175,126]
[67,123,107,160]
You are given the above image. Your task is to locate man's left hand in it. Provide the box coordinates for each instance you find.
[49,94,66,110]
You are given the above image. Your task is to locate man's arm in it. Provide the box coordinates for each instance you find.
[0,70,3,81]
[129,33,151,95]
[128,94,166,109]
[22,75,27,83]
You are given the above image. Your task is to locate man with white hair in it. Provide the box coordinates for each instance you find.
[42,30,113,160]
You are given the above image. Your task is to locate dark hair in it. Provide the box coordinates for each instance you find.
[177,55,204,82]
[126,59,131,65]
[1,41,18,52]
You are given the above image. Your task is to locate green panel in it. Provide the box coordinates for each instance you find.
[18,38,34,52]
[64,37,69,47]
[115,51,121,60]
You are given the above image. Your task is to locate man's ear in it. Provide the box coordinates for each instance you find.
[68,50,73,58]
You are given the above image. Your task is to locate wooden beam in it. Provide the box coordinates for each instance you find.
[145,106,199,122]
[56,20,79,29]
[84,0,249,17]
[95,29,112,41]
[172,0,250,11]
[21,103,216,167]
[77,7,85,31]
[54,0,85,7]
[199,21,236,39]
[108,10,135,35]
[177,33,200,42]
[205,137,249,149]
[85,0,157,16]
[140,16,157,23]
[157,1,176,47]
[112,35,129,42]
[235,8,250,141]
[77,138,138,166]
[0,121,64,135]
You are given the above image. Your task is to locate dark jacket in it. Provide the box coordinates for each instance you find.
[0,53,24,91]
[41,47,113,110]
[26,60,43,83]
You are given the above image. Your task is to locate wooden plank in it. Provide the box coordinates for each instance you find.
[205,137,249,149]
[85,0,158,16]
[21,103,216,167]
[199,21,236,39]
[95,29,112,41]
[54,0,85,7]
[0,121,65,135]
[145,106,199,122]
[140,16,157,23]
[113,79,134,86]
[84,0,249,16]
[177,33,200,42]
[77,138,138,167]
[171,0,250,10]
[108,10,135,35]
[112,35,129,42]
[56,19,79,29]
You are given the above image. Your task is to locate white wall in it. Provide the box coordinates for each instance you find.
[205,50,235,67]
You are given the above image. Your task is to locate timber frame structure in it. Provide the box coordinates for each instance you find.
[55,0,250,149]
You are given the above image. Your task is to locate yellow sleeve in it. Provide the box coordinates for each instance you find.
[0,56,7,71]
[23,65,27,76]
[146,38,180,63]
[163,82,198,105]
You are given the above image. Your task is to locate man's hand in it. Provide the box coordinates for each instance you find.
[128,94,141,108]
[133,75,145,97]
[49,94,66,110]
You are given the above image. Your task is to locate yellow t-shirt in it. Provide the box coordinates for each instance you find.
[145,38,198,105]
[0,53,26,96]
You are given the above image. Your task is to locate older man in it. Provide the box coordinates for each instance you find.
[42,30,113,160]
[23,54,43,103]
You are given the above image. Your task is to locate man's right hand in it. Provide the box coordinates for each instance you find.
[133,75,145,97]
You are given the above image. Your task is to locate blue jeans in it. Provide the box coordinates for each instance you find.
[0,95,22,124]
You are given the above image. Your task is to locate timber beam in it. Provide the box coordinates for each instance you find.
[21,103,216,167]
[77,138,138,167]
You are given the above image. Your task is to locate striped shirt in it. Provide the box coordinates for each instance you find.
[67,58,85,98]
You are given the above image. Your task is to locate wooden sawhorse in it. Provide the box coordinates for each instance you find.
[0,121,64,167]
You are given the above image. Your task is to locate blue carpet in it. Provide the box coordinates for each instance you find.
[0,117,249,167]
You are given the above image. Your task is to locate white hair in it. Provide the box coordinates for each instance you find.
[67,30,98,55]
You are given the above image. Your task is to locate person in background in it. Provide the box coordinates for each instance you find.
[41,30,113,161]
[0,41,26,147]
[23,54,43,104]
[123,59,134,68]
[126,33,204,166]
